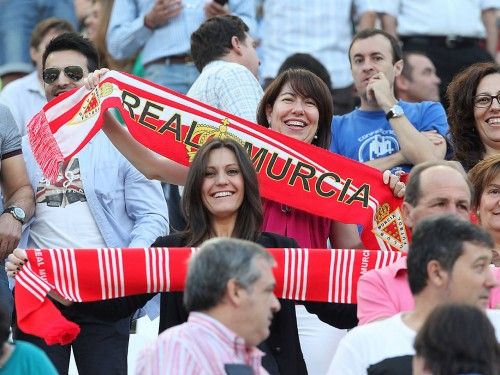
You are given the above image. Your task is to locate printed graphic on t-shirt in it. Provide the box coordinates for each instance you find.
[35,158,86,207]
[357,130,399,162]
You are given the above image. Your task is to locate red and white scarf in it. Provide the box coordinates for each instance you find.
[15,247,403,345]
[27,71,408,252]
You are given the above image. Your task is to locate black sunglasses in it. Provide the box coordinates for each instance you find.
[42,66,84,84]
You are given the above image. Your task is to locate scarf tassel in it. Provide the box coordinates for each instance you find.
[27,110,63,183]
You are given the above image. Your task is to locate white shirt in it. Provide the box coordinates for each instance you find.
[375,0,500,37]
[187,60,263,123]
[327,313,415,375]
[486,309,500,341]
[0,71,46,136]
[260,0,377,89]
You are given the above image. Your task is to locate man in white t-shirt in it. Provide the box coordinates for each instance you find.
[14,32,168,375]
[328,214,498,375]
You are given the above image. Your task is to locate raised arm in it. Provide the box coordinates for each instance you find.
[85,68,188,185]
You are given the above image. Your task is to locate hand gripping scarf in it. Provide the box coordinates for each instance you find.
[27,71,408,252]
[15,247,403,345]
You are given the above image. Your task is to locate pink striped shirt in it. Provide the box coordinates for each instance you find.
[136,312,268,375]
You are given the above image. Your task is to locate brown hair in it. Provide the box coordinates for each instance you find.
[447,62,500,171]
[348,28,403,65]
[256,68,333,149]
[30,17,74,49]
[468,154,500,210]
[414,304,500,375]
[181,138,263,246]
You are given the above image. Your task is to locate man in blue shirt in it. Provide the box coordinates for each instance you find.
[330,29,448,172]
[15,32,168,375]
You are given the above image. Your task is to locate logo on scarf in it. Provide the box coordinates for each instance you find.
[67,83,114,126]
[184,118,245,161]
[372,203,408,251]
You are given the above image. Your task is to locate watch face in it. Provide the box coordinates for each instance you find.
[393,105,404,117]
[13,207,26,221]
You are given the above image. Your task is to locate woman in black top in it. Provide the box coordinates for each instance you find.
[8,138,357,374]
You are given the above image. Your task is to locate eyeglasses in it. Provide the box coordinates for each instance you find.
[473,94,500,108]
[42,66,84,84]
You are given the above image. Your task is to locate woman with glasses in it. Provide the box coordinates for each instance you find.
[448,62,500,171]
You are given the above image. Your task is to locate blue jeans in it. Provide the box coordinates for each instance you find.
[0,0,78,76]
[143,62,199,95]
[0,260,13,323]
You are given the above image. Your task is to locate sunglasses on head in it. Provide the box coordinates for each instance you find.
[42,66,84,84]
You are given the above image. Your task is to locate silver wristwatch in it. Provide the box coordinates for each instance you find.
[3,206,26,224]
[385,104,404,120]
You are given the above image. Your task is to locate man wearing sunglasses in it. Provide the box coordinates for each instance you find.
[13,32,169,375]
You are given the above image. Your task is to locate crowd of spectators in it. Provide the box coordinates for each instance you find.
[0,1,500,374]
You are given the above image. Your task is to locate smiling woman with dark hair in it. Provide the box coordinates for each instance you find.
[8,138,359,375]
[447,62,500,171]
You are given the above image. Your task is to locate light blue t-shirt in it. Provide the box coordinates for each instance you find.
[330,100,448,172]
[0,341,57,375]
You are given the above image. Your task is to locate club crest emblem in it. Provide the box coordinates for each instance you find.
[185,118,245,161]
[372,203,408,251]
[67,82,113,126]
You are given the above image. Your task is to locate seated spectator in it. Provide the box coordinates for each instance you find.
[331,29,447,173]
[0,308,57,374]
[413,303,500,375]
[0,18,74,135]
[448,62,500,171]
[357,160,472,325]
[395,51,441,103]
[136,237,280,374]
[328,214,498,375]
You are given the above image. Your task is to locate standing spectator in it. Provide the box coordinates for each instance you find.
[0,18,74,135]
[356,160,473,325]
[0,0,78,86]
[260,0,378,115]
[376,0,499,105]
[13,32,168,375]
[106,0,256,237]
[187,15,262,122]
[106,0,256,95]
[84,0,136,71]
[331,29,448,172]
[0,104,34,325]
[395,51,441,103]
[137,238,280,374]
[328,214,498,375]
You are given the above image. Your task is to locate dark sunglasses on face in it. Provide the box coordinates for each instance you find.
[42,66,84,84]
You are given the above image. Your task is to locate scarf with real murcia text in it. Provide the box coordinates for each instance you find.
[27,71,408,252]
[15,247,403,345]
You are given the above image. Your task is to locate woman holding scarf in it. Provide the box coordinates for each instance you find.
[8,138,359,375]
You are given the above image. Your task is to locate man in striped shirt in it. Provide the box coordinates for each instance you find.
[137,238,280,375]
